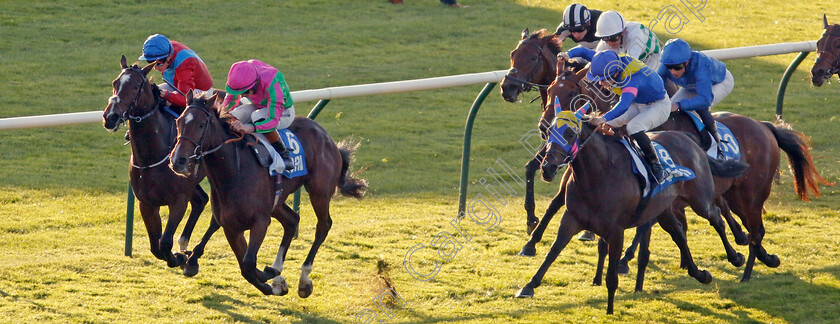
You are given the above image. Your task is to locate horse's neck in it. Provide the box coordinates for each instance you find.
[128,106,174,164]
[200,123,253,190]
[657,111,697,134]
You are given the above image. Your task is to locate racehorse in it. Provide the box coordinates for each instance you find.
[526,52,833,281]
[169,90,367,297]
[811,14,840,87]
[103,56,216,276]
[515,109,733,314]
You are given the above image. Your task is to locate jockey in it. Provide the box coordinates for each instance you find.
[592,10,663,71]
[582,50,671,181]
[657,38,734,151]
[223,60,295,171]
[138,34,213,114]
[554,3,603,50]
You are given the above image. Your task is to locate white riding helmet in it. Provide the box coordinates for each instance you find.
[595,10,625,38]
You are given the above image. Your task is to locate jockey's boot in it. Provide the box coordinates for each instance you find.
[266,130,295,171]
[631,131,666,182]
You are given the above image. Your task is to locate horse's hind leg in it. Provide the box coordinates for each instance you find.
[619,224,652,275]
[516,212,581,298]
[223,226,274,295]
[297,188,335,298]
[183,216,220,277]
[177,185,209,252]
[520,187,565,257]
[634,225,652,292]
[726,190,779,282]
[690,198,745,268]
[592,238,606,286]
[717,197,748,246]
[605,231,626,314]
[658,210,712,285]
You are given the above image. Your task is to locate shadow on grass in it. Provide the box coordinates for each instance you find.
[199,292,342,324]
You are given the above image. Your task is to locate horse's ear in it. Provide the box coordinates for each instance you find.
[186,88,194,104]
[574,66,588,82]
[120,55,128,69]
[555,55,566,75]
[825,14,829,29]
[141,62,155,76]
[521,28,530,40]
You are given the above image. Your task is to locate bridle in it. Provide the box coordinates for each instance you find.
[815,28,840,79]
[176,104,227,162]
[115,67,159,124]
[504,39,556,92]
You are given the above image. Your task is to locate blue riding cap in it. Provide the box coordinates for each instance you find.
[138,34,172,61]
[586,50,622,82]
[660,38,692,65]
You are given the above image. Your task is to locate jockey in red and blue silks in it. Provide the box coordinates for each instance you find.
[657,38,734,151]
[139,34,213,112]
[222,59,295,171]
[571,49,671,181]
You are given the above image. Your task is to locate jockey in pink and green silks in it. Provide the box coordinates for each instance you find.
[223,59,294,134]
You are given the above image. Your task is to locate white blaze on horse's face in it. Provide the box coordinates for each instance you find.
[108,95,120,106]
[118,72,131,94]
[183,111,195,125]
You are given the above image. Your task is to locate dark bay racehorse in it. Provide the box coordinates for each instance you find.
[103,56,216,276]
[169,91,367,297]
[516,112,726,314]
[812,14,840,86]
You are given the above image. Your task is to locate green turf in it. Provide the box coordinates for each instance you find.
[1,0,839,323]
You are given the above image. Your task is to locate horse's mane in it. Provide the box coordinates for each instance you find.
[526,29,563,55]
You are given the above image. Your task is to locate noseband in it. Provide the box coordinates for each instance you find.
[815,29,840,78]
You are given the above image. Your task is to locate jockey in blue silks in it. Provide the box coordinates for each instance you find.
[565,49,671,181]
[657,38,735,151]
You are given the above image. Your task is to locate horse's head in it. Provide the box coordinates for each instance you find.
[540,105,590,182]
[812,14,840,87]
[501,28,562,103]
[170,90,223,177]
[103,55,157,131]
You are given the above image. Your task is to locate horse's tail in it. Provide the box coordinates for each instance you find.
[336,137,368,200]
[761,121,834,201]
[706,155,749,179]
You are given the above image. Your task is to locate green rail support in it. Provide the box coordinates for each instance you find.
[125,184,134,257]
[290,99,332,214]
[776,51,810,121]
[458,83,497,216]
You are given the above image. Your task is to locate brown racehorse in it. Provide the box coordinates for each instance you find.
[811,14,840,86]
[515,110,737,314]
[528,53,833,281]
[502,31,616,233]
[103,56,216,276]
[169,91,367,297]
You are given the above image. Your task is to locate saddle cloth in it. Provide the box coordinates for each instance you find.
[620,138,696,198]
[253,129,308,178]
[685,111,741,161]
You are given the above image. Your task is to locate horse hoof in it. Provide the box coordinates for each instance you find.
[272,276,289,296]
[183,261,199,277]
[518,245,537,257]
[617,263,630,275]
[763,254,780,268]
[170,253,188,268]
[592,279,602,286]
[698,270,712,284]
[730,253,745,268]
[515,285,534,298]
[298,280,313,298]
[734,233,750,246]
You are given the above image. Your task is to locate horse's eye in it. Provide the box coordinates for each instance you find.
[134,85,140,89]
[531,57,538,62]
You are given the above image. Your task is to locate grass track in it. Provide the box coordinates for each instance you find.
[1,0,840,323]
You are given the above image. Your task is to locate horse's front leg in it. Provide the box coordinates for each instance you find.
[138,202,175,265]
[520,182,566,257]
[161,199,191,268]
[524,150,544,234]
[183,215,220,277]
[177,185,210,252]
[516,212,581,298]
[297,192,334,298]
[267,203,301,296]
[225,219,274,295]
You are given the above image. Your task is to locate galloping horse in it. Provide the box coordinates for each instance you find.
[811,14,840,86]
[516,110,730,314]
[502,31,616,233]
[103,56,216,276]
[170,91,367,297]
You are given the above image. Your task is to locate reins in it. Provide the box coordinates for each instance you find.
[503,40,556,93]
